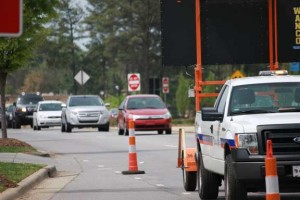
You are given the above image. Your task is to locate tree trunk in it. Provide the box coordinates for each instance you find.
[0,72,8,139]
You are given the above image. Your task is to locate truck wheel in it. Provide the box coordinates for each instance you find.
[182,155,197,191]
[225,154,247,200]
[197,153,220,199]
[158,130,163,134]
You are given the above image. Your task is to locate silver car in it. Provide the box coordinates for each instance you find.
[61,95,110,132]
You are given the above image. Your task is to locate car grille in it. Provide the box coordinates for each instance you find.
[257,124,300,155]
[48,116,61,119]
[78,111,101,118]
[77,111,101,123]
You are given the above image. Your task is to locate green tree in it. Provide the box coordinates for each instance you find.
[176,72,190,117]
[85,0,161,94]
[0,0,58,138]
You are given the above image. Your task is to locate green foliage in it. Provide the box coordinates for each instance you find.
[201,71,217,107]
[104,94,125,108]
[0,0,59,73]
[176,72,191,117]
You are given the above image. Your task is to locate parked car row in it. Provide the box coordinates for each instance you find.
[1,93,172,135]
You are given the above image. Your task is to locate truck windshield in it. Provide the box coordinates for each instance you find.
[229,82,300,115]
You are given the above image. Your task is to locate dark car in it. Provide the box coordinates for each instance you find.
[5,104,14,128]
[12,93,44,128]
[117,94,172,135]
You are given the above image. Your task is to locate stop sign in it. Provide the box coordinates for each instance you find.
[128,73,141,92]
[162,77,169,94]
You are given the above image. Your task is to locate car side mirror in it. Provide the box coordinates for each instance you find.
[105,103,110,107]
[13,102,16,106]
[61,103,66,108]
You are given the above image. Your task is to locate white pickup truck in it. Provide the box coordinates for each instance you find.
[195,71,300,199]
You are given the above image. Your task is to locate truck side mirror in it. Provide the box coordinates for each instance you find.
[201,107,223,121]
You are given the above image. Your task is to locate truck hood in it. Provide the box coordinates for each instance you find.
[231,113,300,132]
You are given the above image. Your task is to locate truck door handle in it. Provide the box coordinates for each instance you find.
[210,125,213,133]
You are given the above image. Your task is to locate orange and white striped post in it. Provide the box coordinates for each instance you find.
[122,119,145,175]
[265,140,280,200]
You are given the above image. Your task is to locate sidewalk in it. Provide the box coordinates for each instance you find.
[0,153,57,200]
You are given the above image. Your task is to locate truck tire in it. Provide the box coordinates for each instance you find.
[198,152,220,199]
[182,156,197,191]
[225,154,247,200]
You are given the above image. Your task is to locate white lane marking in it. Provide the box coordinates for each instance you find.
[114,171,121,174]
[83,160,89,162]
[164,145,177,148]
[182,192,191,195]
[134,177,142,180]
[98,165,104,168]
[139,161,144,164]
[156,184,164,187]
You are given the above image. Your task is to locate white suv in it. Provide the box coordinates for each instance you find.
[61,95,110,132]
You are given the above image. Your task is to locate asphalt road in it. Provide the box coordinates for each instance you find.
[7,126,300,200]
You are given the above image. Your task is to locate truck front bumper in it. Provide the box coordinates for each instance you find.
[231,149,300,192]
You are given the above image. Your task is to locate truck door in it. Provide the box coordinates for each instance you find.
[211,86,229,169]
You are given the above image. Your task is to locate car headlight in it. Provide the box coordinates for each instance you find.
[38,115,46,119]
[21,107,27,112]
[235,133,258,154]
[71,111,78,116]
[163,111,172,119]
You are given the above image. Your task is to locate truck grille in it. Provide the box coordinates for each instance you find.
[257,124,300,155]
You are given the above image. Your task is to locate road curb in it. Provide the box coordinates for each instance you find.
[0,165,57,200]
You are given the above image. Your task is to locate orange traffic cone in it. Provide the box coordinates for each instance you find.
[122,119,145,175]
[265,140,280,200]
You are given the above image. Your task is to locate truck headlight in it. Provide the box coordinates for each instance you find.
[235,133,258,154]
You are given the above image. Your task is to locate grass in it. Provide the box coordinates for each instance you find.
[172,118,194,125]
[0,146,37,153]
[0,138,45,192]
[0,162,45,192]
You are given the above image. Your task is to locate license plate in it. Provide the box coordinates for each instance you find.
[292,166,300,177]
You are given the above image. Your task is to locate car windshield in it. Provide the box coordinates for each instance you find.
[127,97,165,109]
[39,103,62,111]
[69,96,104,107]
[18,96,43,104]
[229,82,300,115]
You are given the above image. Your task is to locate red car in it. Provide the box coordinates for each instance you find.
[117,94,172,135]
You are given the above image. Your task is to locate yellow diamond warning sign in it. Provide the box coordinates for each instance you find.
[231,70,245,79]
